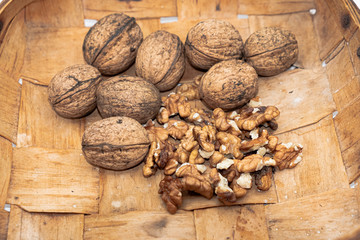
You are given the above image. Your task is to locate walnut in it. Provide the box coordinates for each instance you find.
[174,126,199,164]
[176,163,214,199]
[136,30,185,91]
[159,176,183,214]
[193,125,216,152]
[198,149,215,159]
[216,132,243,159]
[176,147,190,164]
[236,173,253,189]
[214,109,243,137]
[185,19,244,70]
[164,158,179,176]
[188,147,205,164]
[144,120,169,147]
[240,129,269,152]
[83,13,143,75]
[143,141,160,177]
[199,59,258,110]
[220,164,239,183]
[227,120,244,137]
[203,168,221,186]
[82,117,150,170]
[157,108,170,124]
[255,166,273,191]
[186,108,213,125]
[97,75,161,124]
[157,93,191,123]
[215,173,237,205]
[216,158,235,170]
[235,106,280,131]
[230,180,247,198]
[165,120,189,140]
[273,143,303,170]
[176,82,200,100]
[142,121,171,177]
[48,64,101,118]
[244,27,298,77]
[235,154,276,173]
[156,141,177,169]
[209,151,226,167]
[227,110,240,120]
[213,108,231,131]
[267,136,279,152]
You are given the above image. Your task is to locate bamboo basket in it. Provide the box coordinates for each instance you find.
[0,0,360,239]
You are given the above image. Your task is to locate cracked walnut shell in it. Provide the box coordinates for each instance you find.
[135,30,185,91]
[244,27,298,77]
[96,75,161,124]
[83,13,143,75]
[48,64,101,119]
[199,59,258,110]
[82,116,150,170]
[185,19,244,70]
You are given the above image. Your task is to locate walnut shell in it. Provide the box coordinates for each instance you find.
[199,59,258,110]
[48,64,101,118]
[185,19,244,70]
[244,27,298,77]
[135,30,185,91]
[83,13,143,75]
[82,116,150,170]
[97,75,161,124]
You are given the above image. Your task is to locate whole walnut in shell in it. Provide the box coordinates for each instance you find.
[185,19,244,70]
[135,30,185,91]
[83,13,143,75]
[97,75,161,124]
[244,27,298,77]
[199,59,258,110]
[48,64,101,118]
[82,116,150,170]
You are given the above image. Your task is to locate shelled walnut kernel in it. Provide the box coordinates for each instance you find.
[142,94,303,214]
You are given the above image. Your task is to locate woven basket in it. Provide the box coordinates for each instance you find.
[1,0,360,239]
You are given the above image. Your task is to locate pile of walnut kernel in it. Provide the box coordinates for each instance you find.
[142,80,303,214]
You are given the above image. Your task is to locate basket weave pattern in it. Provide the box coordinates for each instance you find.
[0,0,360,239]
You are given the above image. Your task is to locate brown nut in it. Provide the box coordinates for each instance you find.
[176,82,200,100]
[244,27,298,77]
[48,64,101,118]
[255,166,273,191]
[136,30,185,91]
[82,116,150,170]
[97,75,161,124]
[83,13,143,75]
[159,176,183,214]
[273,143,303,170]
[199,59,258,110]
[165,120,189,140]
[185,19,244,70]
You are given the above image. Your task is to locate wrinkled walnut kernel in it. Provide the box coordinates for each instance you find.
[255,166,273,191]
[235,106,280,131]
[176,82,200,100]
[273,143,303,170]
[159,176,183,214]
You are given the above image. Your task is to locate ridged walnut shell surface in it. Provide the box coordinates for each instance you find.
[135,30,185,91]
[48,64,101,118]
[96,75,161,124]
[244,27,298,77]
[185,19,244,70]
[199,59,258,110]
[83,13,143,76]
[82,116,150,170]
